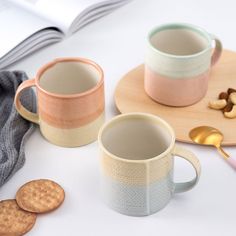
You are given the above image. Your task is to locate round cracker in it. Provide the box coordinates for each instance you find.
[16,179,65,214]
[0,199,37,236]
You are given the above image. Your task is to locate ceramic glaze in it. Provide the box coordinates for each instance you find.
[145,23,222,106]
[98,113,201,216]
[14,58,105,147]
[101,170,173,216]
[145,66,209,106]
[40,113,105,147]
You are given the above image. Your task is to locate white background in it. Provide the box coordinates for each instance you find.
[1,0,236,235]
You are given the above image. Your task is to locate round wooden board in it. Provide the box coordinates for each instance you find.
[115,49,236,146]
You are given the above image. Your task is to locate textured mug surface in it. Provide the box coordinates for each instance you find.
[145,23,222,106]
[98,113,201,216]
[14,58,105,147]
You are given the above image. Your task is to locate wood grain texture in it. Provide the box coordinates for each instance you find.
[115,49,236,146]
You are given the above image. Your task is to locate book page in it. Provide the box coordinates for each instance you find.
[0,1,62,58]
[9,0,124,33]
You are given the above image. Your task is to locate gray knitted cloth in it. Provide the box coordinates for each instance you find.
[0,71,36,187]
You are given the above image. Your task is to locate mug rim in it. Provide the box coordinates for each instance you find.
[147,22,212,59]
[98,112,176,163]
[35,57,104,99]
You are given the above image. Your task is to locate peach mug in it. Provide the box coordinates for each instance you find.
[145,23,222,106]
[14,58,105,147]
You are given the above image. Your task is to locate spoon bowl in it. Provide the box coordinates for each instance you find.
[189,126,229,158]
[189,126,236,170]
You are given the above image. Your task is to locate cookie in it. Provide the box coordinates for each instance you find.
[16,179,65,213]
[0,199,37,236]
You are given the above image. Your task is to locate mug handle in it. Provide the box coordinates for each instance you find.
[14,79,39,124]
[172,145,201,193]
[210,34,223,66]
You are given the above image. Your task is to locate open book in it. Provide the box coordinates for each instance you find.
[0,0,130,69]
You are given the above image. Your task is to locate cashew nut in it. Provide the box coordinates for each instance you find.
[224,105,236,118]
[229,92,236,105]
[208,99,227,110]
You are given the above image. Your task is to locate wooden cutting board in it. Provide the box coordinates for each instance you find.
[115,49,236,146]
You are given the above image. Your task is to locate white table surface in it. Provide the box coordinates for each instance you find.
[2,0,236,235]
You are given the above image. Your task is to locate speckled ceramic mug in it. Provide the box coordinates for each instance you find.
[145,23,222,106]
[14,58,105,147]
[98,113,201,216]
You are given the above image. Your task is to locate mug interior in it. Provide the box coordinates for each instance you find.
[39,60,101,95]
[100,115,174,161]
[150,26,210,56]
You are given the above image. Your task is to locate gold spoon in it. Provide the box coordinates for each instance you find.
[189,126,236,169]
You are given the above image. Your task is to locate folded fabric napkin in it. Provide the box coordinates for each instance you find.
[0,71,36,187]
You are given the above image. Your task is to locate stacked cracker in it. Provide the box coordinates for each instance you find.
[0,179,65,236]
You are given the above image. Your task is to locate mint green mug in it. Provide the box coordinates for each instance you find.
[145,23,222,106]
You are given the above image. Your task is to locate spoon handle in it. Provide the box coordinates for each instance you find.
[217,146,230,159]
[217,146,236,170]
[226,158,236,170]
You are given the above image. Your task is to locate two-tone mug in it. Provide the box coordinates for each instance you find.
[98,113,201,216]
[145,23,222,106]
[14,58,105,147]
